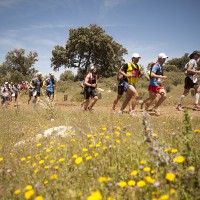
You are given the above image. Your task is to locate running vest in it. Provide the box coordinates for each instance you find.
[126,62,141,85]
[32,78,43,92]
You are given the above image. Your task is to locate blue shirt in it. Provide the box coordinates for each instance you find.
[149,63,163,86]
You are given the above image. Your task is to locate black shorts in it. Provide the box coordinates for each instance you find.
[118,84,124,95]
[84,87,97,99]
[184,77,198,89]
[46,91,54,97]
[29,91,33,97]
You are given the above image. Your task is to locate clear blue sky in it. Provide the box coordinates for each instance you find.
[0,0,200,79]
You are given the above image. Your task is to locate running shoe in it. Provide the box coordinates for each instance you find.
[152,108,160,116]
[176,104,183,111]
[129,110,136,117]
[118,110,123,114]
[194,104,200,110]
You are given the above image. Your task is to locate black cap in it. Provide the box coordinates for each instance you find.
[189,50,200,59]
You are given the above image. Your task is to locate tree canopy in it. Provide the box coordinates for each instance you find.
[0,48,38,83]
[60,70,75,81]
[51,24,127,78]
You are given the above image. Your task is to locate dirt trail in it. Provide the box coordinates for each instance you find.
[8,97,200,120]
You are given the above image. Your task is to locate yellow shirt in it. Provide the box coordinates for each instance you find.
[125,62,142,85]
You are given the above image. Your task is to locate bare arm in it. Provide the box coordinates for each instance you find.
[150,72,167,79]
[187,65,200,74]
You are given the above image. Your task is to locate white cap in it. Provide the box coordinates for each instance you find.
[37,72,42,76]
[158,53,168,59]
[5,82,8,84]
[49,72,54,76]
[132,53,141,58]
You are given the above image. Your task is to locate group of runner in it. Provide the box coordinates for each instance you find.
[0,72,56,106]
[1,50,199,116]
[81,50,200,116]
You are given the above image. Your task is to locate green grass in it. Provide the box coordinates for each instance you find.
[0,75,200,200]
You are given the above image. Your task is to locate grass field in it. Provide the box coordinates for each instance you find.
[0,74,200,200]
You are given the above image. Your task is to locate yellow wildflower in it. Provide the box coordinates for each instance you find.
[46,148,51,152]
[72,154,78,159]
[94,153,99,157]
[116,126,121,130]
[34,196,44,200]
[86,156,92,161]
[152,133,157,137]
[166,173,175,181]
[170,188,176,194]
[34,169,39,174]
[36,143,41,147]
[171,149,178,153]
[128,180,136,186]
[193,129,200,133]
[118,181,127,187]
[102,146,108,150]
[89,144,94,148]
[164,147,171,152]
[50,159,55,164]
[105,135,110,139]
[44,166,50,170]
[14,189,21,195]
[87,134,93,138]
[115,139,120,143]
[137,180,146,187]
[126,132,131,136]
[60,144,65,148]
[75,157,83,165]
[140,160,146,165]
[115,131,120,136]
[39,160,44,165]
[54,166,59,170]
[50,174,57,180]
[96,142,101,148]
[58,158,65,163]
[82,148,88,152]
[87,190,102,200]
[131,170,138,176]
[173,156,185,163]
[44,180,48,185]
[101,127,107,131]
[188,166,195,171]
[107,197,115,200]
[24,190,34,199]
[21,157,26,161]
[143,167,151,172]
[98,177,107,183]
[25,185,33,191]
[145,176,155,183]
[159,194,169,200]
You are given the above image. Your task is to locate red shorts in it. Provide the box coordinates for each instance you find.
[148,85,164,93]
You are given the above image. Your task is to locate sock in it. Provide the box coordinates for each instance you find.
[195,93,200,105]
[178,95,185,105]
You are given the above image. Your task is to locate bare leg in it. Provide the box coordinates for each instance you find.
[154,89,166,108]
[84,99,90,110]
[145,91,157,110]
[112,94,122,110]
[120,86,137,112]
[88,96,98,110]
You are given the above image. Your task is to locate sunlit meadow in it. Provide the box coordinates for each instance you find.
[0,77,200,200]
